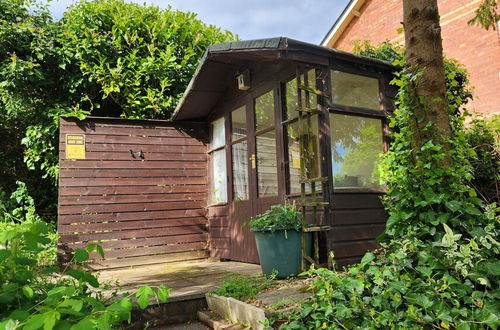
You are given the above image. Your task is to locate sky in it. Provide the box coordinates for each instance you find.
[46,0,351,44]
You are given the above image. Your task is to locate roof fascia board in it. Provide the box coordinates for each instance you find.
[320,0,366,47]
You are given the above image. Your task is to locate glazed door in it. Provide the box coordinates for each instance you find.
[229,87,283,263]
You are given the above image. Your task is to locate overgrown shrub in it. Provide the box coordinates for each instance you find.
[278,43,500,329]
[0,0,236,218]
[465,115,499,204]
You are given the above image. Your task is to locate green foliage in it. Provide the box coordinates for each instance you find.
[0,0,236,217]
[465,115,500,204]
[0,185,170,329]
[247,203,302,232]
[279,43,500,329]
[212,274,273,301]
[468,0,500,30]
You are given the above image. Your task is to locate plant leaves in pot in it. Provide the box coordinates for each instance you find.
[248,203,311,278]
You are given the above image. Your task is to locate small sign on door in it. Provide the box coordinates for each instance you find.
[66,134,86,159]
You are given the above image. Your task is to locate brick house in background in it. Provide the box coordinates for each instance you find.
[321,0,500,117]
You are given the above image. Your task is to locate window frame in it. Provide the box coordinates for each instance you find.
[208,116,228,206]
[327,68,389,193]
[229,104,250,201]
[253,89,280,198]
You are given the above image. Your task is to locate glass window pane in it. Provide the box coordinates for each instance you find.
[231,106,246,141]
[211,117,225,149]
[285,79,298,120]
[254,90,275,131]
[232,141,248,200]
[256,130,278,196]
[330,113,384,190]
[211,149,227,203]
[307,69,317,109]
[331,71,380,109]
[286,117,321,195]
[286,121,301,194]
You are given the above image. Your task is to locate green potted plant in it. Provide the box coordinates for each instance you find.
[248,203,311,278]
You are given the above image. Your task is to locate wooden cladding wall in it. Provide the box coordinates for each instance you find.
[330,193,387,266]
[207,205,230,259]
[58,117,209,269]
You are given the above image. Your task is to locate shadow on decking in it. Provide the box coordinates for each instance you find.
[97,260,262,302]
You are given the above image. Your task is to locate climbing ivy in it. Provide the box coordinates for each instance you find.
[279,43,500,329]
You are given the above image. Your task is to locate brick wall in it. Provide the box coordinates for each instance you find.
[331,0,500,117]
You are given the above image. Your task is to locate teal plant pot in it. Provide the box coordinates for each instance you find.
[251,228,312,279]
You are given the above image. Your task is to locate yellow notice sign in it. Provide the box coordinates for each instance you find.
[66,134,85,159]
[292,156,301,169]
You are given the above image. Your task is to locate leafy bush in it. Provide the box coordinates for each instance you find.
[278,43,500,329]
[465,115,499,204]
[0,0,236,218]
[212,274,273,301]
[248,203,302,232]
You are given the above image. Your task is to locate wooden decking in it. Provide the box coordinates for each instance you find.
[97,260,262,302]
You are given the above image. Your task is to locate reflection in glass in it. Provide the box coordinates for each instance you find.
[286,117,321,194]
[331,71,380,109]
[306,69,317,109]
[256,130,278,196]
[285,79,298,120]
[255,90,275,131]
[211,117,225,149]
[211,149,227,203]
[231,106,246,141]
[286,121,301,194]
[232,141,248,200]
[330,113,383,190]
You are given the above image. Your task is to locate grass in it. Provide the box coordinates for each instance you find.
[212,273,274,301]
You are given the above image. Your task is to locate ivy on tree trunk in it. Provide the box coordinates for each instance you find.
[402,0,452,163]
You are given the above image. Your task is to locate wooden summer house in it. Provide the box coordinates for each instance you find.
[58,37,397,269]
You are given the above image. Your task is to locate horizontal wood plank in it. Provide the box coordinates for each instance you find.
[59,225,207,243]
[59,209,207,224]
[60,160,207,169]
[59,193,206,206]
[86,250,207,270]
[60,177,206,188]
[60,185,206,196]
[61,233,208,250]
[58,217,207,233]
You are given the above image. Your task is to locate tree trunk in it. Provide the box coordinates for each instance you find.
[403,0,451,159]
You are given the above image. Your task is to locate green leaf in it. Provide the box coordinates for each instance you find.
[360,252,375,264]
[74,248,89,262]
[0,319,17,330]
[70,318,97,330]
[478,260,500,276]
[83,273,100,288]
[58,299,83,312]
[0,249,12,261]
[415,266,432,278]
[406,293,433,308]
[444,200,461,212]
[14,257,37,266]
[135,286,155,309]
[9,310,30,321]
[24,314,45,330]
[23,285,34,299]
[157,285,170,303]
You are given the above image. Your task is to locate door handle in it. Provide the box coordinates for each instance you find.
[249,154,256,169]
